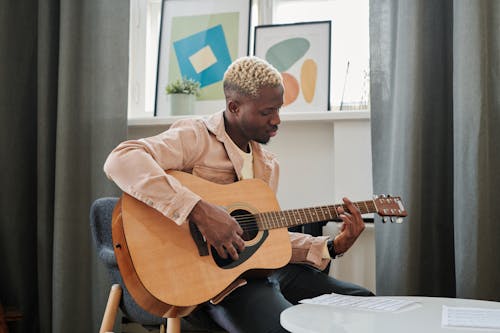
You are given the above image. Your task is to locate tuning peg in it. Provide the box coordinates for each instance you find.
[383,217,389,223]
[390,217,395,223]
[396,217,404,224]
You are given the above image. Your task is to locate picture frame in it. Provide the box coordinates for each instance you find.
[155,0,252,117]
[253,21,331,112]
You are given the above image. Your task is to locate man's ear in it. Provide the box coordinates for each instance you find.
[228,99,240,114]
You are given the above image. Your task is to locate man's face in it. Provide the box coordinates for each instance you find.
[235,85,284,144]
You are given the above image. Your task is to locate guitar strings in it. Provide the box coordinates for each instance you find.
[228,202,371,232]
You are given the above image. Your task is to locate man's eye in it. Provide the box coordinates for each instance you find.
[261,109,279,116]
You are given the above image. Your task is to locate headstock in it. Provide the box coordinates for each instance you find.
[373,195,407,223]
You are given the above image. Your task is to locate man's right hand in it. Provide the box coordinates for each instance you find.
[188,200,245,261]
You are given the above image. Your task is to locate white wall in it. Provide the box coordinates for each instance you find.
[264,116,375,293]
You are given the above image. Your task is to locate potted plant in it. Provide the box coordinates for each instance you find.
[165,77,201,116]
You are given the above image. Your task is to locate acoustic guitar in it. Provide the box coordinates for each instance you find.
[112,171,407,317]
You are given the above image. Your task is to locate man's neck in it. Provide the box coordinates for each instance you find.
[223,111,250,152]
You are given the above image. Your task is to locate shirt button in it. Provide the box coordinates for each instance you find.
[147,199,154,206]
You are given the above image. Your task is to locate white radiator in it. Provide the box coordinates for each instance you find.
[323,222,376,294]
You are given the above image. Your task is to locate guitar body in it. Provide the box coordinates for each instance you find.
[112,171,292,314]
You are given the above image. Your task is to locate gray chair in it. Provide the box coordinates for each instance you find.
[90,197,224,333]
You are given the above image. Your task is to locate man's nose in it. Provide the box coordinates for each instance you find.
[270,112,281,125]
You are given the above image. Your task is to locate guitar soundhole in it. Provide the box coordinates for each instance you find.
[231,209,258,241]
[211,208,267,269]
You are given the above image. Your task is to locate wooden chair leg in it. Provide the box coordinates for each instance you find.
[99,284,122,333]
[165,317,181,333]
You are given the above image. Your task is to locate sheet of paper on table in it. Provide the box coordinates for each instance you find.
[442,306,500,329]
[299,293,418,312]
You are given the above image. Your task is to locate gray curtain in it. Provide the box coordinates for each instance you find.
[370,0,500,300]
[0,1,128,332]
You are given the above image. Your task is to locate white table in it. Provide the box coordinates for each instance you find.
[280,296,500,333]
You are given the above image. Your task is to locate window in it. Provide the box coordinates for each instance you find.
[129,0,162,118]
[128,0,369,118]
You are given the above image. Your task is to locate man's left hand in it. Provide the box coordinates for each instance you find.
[333,197,365,255]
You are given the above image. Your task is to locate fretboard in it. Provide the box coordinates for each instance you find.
[256,201,377,230]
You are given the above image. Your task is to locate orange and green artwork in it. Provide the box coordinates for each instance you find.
[265,38,318,106]
[255,21,331,112]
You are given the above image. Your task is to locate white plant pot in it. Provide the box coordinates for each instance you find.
[169,94,195,116]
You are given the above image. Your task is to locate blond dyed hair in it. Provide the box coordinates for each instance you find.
[223,56,282,98]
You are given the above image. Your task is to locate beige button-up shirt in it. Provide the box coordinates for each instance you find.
[104,111,330,270]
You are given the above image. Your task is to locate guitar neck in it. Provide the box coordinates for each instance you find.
[257,201,377,230]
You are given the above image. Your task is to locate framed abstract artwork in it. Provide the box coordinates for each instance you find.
[254,21,331,112]
[155,0,252,116]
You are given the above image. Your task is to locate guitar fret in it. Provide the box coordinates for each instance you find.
[265,211,272,229]
[268,212,276,229]
[260,212,269,229]
[273,211,278,228]
[300,209,307,223]
[262,211,269,229]
[332,204,339,217]
[368,201,374,213]
[307,208,316,223]
[293,209,299,225]
[358,202,364,214]
[363,201,369,213]
[285,210,292,227]
[321,206,329,220]
[283,210,290,226]
[255,213,267,230]
[300,208,308,224]
[279,212,287,227]
[292,210,299,224]
[271,211,277,228]
[294,210,300,224]
[321,206,330,220]
[292,210,299,225]
[316,207,322,220]
[301,209,306,224]
[277,211,285,228]
[271,211,278,228]
[305,209,310,222]
[285,211,291,227]
[259,212,265,229]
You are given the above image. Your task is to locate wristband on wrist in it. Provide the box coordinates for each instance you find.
[327,239,344,259]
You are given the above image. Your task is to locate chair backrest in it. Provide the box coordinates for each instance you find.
[90,197,119,268]
[89,197,164,326]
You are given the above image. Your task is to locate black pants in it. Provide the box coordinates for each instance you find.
[187,264,374,333]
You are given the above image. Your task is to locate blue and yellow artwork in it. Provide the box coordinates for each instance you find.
[168,12,240,100]
[173,25,231,89]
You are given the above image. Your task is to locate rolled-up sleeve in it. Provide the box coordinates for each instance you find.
[103,121,204,225]
[289,232,331,271]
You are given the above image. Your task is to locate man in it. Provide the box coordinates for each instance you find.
[104,56,372,332]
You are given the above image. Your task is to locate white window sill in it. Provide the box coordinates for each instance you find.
[127,110,370,128]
